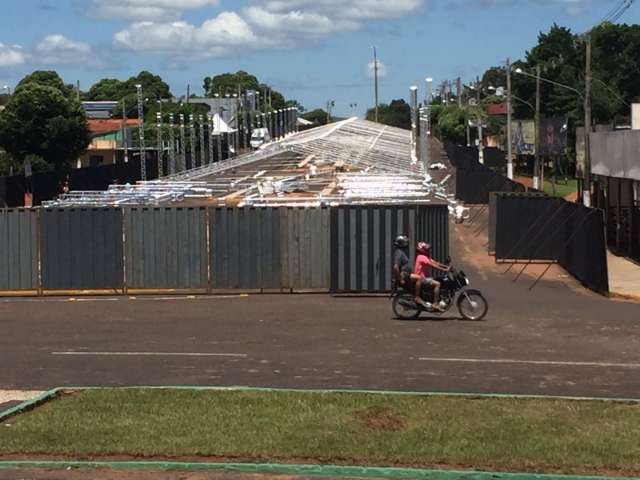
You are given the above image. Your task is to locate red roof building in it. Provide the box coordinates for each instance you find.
[88,118,141,136]
[486,103,508,116]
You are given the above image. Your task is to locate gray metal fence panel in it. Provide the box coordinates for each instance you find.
[330,204,449,293]
[0,209,38,290]
[41,208,123,290]
[210,207,281,289]
[417,204,449,264]
[124,207,208,290]
[488,192,498,253]
[281,207,330,290]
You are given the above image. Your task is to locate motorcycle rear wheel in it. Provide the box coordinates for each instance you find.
[392,294,421,320]
[457,290,488,321]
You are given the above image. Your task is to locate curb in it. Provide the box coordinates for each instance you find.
[6,385,640,403]
[608,291,640,303]
[0,460,636,480]
[0,388,60,423]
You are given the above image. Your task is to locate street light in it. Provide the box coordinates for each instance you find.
[515,66,586,190]
[425,77,433,105]
[515,68,584,98]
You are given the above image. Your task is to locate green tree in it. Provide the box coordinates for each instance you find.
[436,105,469,144]
[285,100,305,113]
[0,149,18,176]
[86,78,126,101]
[87,71,171,104]
[0,83,91,169]
[15,70,74,97]
[365,99,411,130]
[203,71,260,97]
[302,108,329,125]
[481,67,505,91]
[123,71,171,100]
[202,71,291,110]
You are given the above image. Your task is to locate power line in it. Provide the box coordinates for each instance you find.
[601,0,626,23]
[610,0,635,22]
[601,0,634,24]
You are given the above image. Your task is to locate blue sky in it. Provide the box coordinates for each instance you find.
[0,0,638,116]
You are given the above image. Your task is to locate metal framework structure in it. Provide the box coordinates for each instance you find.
[45,118,458,209]
[136,85,146,181]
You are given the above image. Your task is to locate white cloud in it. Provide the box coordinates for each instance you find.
[257,0,424,21]
[114,12,259,56]
[112,0,425,57]
[0,43,28,68]
[367,59,388,79]
[243,6,358,36]
[36,35,92,65]
[91,0,219,21]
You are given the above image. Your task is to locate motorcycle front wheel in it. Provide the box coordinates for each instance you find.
[392,294,421,320]
[457,290,488,321]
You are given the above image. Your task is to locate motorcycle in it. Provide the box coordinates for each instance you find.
[391,259,488,321]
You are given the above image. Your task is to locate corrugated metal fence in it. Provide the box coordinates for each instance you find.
[491,193,609,294]
[124,207,208,291]
[41,208,124,291]
[0,209,38,291]
[210,207,282,290]
[330,205,449,292]
[0,204,449,295]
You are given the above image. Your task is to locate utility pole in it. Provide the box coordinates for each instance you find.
[410,86,419,165]
[476,76,484,164]
[217,107,223,162]
[373,46,379,122]
[179,113,186,172]
[189,114,197,167]
[156,111,162,177]
[534,65,541,190]
[208,114,215,165]
[506,57,514,179]
[135,84,146,181]
[465,86,471,147]
[76,80,81,102]
[168,114,176,174]
[199,114,205,167]
[456,77,462,108]
[583,34,592,207]
[186,84,190,104]
[121,98,129,163]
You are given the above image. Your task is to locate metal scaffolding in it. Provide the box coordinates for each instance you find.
[45,118,459,209]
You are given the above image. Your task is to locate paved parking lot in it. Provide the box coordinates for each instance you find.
[1,218,639,399]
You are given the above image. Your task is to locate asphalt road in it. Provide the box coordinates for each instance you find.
[1,224,639,398]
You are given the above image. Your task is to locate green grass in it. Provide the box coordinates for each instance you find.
[1,389,640,475]
[543,178,578,198]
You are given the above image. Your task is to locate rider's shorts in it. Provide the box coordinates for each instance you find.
[421,276,436,286]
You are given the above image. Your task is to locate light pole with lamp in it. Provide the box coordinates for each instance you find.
[467,81,492,164]
[425,77,433,136]
[515,67,583,191]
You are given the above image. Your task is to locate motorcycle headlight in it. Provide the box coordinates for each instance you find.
[465,277,470,285]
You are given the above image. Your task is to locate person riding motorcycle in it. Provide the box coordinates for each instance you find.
[414,241,451,311]
[392,235,412,289]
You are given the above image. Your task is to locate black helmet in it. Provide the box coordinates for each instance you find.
[394,235,409,248]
